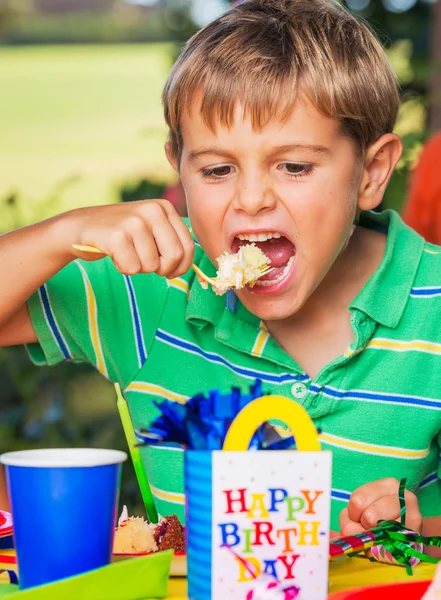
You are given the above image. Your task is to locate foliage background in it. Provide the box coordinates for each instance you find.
[0,0,440,514]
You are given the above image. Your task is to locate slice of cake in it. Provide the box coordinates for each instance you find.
[113,506,158,554]
[154,515,186,553]
[197,243,271,296]
[113,507,185,555]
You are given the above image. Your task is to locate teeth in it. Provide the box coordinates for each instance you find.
[236,232,282,242]
[254,255,294,287]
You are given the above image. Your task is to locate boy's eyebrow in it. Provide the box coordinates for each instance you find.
[188,147,237,162]
[269,143,331,156]
[187,143,330,162]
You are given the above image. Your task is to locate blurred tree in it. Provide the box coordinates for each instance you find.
[34,0,117,12]
[429,0,441,130]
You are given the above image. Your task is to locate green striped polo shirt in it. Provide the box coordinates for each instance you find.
[26,210,441,531]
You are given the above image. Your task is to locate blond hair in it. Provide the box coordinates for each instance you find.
[163,0,399,159]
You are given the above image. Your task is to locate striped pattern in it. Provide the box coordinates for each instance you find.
[156,328,309,385]
[76,262,108,377]
[127,381,188,404]
[186,452,213,599]
[418,471,438,491]
[366,337,441,355]
[251,321,270,357]
[411,286,441,298]
[38,285,71,360]
[27,211,441,532]
[331,489,351,503]
[124,276,147,367]
[344,345,364,358]
[310,384,441,411]
[145,482,358,509]
[168,277,189,294]
[150,484,185,505]
[320,431,429,460]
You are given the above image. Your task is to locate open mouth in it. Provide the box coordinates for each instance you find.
[231,232,296,288]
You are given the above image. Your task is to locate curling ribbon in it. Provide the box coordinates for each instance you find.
[329,479,441,575]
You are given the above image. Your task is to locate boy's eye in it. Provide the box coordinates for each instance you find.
[201,165,233,179]
[279,162,313,178]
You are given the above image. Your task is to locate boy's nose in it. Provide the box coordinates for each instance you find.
[232,176,277,216]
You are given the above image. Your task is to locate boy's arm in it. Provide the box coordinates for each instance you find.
[0,215,77,346]
[0,201,194,348]
[0,305,37,346]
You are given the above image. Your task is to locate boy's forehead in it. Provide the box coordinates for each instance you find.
[180,92,344,151]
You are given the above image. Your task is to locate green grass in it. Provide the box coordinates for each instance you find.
[0,44,177,228]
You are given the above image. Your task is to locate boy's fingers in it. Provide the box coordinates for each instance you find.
[339,507,364,536]
[149,213,186,277]
[347,478,400,523]
[360,490,422,532]
[154,229,185,277]
[132,230,160,273]
[109,236,142,276]
[158,200,195,274]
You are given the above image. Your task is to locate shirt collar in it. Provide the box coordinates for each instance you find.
[350,210,424,328]
[186,210,425,332]
[186,252,261,330]
[186,253,226,329]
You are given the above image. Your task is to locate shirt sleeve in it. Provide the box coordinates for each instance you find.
[26,257,169,387]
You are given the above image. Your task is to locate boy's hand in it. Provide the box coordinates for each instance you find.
[339,477,422,535]
[69,199,194,279]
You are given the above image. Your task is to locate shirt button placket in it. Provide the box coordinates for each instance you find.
[291,381,308,399]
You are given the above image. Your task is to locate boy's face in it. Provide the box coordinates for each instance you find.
[176,95,365,321]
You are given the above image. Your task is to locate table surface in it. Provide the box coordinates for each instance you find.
[166,558,436,599]
[0,549,437,598]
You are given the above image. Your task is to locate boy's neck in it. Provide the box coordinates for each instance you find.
[264,224,387,378]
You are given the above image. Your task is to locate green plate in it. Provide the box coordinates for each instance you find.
[1,550,173,600]
[0,585,18,597]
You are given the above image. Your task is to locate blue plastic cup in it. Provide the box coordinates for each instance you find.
[0,448,127,589]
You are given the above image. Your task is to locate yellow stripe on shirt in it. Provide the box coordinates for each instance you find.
[76,262,108,377]
[344,345,364,358]
[126,381,189,404]
[168,278,189,294]
[251,321,270,357]
[320,431,429,459]
[367,337,441,356]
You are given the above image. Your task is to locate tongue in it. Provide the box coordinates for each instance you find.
[238,237,295,267]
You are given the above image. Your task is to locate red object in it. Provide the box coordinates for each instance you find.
[403,132,441,245]
[328,580,431,599]
[162,182,187,217]
[329,530,380,558]
[0,554,16,565]
[0,510,13,538]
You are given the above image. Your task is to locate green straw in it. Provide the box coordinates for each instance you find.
[115,383,159,524]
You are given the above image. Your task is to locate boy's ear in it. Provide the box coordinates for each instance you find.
[358,133,403,211]
[165,142,179,172]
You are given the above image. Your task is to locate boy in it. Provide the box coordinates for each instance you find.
[0,0,440,541]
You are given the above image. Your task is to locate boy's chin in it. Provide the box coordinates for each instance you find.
[239,292,301,322]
